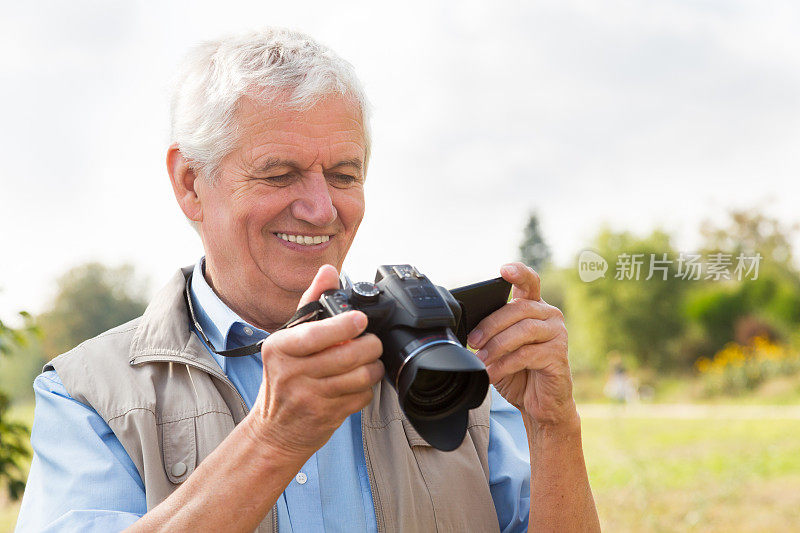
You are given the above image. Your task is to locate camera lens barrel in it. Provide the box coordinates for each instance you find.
[380,326,489,450]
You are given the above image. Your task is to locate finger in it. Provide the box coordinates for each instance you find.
[297,264,341,308]
[331,387,377,420]
[317,359,385,397]
[467,299,562,349]
[501,262,541,302]
[265,310,368,358]
[475,317,563,366]
[485,341,567,383]
[301,334,383,378]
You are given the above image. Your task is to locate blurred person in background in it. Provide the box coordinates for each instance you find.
[604,353,639,403]
[15,28,599,532]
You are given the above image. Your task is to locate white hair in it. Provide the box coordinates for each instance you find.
[170,27,371,183]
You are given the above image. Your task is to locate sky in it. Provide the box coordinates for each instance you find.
[1,0,799,320]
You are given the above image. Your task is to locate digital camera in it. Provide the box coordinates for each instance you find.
[318,264,510,451]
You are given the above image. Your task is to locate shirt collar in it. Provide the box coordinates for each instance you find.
[188,258,268,370]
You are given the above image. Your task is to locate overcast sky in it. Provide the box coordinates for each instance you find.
[2,0,799,320]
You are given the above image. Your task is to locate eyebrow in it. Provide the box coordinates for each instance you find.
[254,157,295,173]
[330,158,363,172]
[254,156,363,173]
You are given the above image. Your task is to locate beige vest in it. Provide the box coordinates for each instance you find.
[46,268,500,532]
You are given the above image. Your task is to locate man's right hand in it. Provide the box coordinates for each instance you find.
[127,266,383,533]
[247,264,385,458]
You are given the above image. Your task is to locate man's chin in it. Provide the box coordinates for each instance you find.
[256,249,343,294]
[272,265,332,294]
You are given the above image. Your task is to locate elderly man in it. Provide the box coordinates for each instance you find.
[16,28,599,532]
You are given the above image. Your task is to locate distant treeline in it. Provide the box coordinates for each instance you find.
[524,208,800,373]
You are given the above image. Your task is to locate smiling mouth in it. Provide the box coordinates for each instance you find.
[274,232,332,246]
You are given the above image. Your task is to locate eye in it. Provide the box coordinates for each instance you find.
[328,173,360,188]
[257,173,296,186]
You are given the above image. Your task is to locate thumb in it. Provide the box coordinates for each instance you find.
[297,264,341,308]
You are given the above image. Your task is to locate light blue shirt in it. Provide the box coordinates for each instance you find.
[16,259,531,532]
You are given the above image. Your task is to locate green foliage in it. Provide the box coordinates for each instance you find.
[700,208,797,269]
[0,394,29,501]
[0,338,47,402]
[695,337,800,396]
[0,314,36,501]
[551,208,800,378]
[38,263,148,359]
[0,312,39,357]
[0,263,147,503]
[519,212,551,271]
[565,229,687,370]
[0,263,148,405]
[539,264,568,315]
[684,209,800,361]
[683,285,746,351]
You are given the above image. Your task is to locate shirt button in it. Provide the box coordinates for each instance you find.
[295,472,307,485]
[243,326,254,336]
[171,462,187,477]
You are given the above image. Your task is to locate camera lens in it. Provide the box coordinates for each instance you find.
[406,369,469,416]
[382,326,489,450]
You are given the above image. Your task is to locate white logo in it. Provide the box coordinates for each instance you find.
[578,250,608,282]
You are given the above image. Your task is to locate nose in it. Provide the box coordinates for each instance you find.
[290,173,338,227]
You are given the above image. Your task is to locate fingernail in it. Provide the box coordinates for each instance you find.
[468,330,483,348]
[476,349,488,361]
[352,311,368,329]
[501,264,519,277]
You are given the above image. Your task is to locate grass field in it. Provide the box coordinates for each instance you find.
[2,402,800,532]
[581,405,800,532]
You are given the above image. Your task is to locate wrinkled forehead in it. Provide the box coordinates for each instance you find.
[228,93,367,171]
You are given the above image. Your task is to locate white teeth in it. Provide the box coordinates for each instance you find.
[276,233,331,246]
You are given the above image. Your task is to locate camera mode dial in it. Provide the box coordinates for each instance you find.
[352,281,380,304]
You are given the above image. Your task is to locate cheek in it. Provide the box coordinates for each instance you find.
[335,191,365,230]
[241,192,293,232]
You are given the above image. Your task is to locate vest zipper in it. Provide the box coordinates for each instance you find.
[165,358,279,533]
[203,365,279,533]
[362,407,385,533]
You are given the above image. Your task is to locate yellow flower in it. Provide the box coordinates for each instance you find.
[696,357,711,373]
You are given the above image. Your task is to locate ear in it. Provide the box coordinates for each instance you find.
[167,143,203,223]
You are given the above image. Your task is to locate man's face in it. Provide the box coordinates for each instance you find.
[196,94,366,321]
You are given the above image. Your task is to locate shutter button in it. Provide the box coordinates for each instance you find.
[171,462,187,477]
[295,472,307,485]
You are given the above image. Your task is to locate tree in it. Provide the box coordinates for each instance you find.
[0,264,148,501]
[0,263,150,407]
[685,208,800,354]
[519,212,551,272]
[38,263,149,359]
[0,311,38,500]
[700,208,797,269]
[565,229,687,370]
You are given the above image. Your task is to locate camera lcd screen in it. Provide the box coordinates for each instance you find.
[449,277,512,346]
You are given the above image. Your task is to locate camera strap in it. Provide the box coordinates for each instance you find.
[184,272,326,358]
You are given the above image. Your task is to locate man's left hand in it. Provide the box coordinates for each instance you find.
[467,262,577,429]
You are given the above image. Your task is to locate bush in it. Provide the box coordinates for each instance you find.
[695,337,800,396]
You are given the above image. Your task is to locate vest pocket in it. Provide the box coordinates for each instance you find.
[161,417,197,484]
[401,417,432,448]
